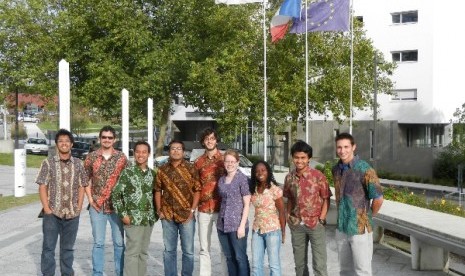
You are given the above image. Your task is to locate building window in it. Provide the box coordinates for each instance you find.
[392,89,417,101]
[392,50,418,62]
[392,11,418,24]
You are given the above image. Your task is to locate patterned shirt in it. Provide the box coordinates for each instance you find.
[283,166,330,229]
[84,148,128,213]
[35,155,88,219]
[111,165,158,226]
[251,184,283,234]
[332,156,383,235]
[217,170,251,233]
[154,159,202,223]
[195,150,225,213]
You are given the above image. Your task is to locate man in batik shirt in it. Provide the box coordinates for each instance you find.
[283,140,330,276]
[155,139,201,276]
[332,133,383,276]
[112,141,157,276]
[194,128,227,276]
[36,129,88,276]
[85,125,128,276]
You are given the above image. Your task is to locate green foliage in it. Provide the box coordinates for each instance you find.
[0,193,40,211]
[316,160,336,187]
[383,186,465,218]
[1,1,395,145]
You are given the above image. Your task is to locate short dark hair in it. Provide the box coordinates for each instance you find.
[168,139,185,151]
[290,140,312,158]
[134,141,151,153]
[99,125,116,139]
[335,132,355,146]
[200,128,219,148]
[55,129,74,144]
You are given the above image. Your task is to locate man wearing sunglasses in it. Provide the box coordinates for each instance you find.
[85,125,128,276]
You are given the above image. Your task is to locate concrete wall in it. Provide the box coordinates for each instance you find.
[0,140,14,153]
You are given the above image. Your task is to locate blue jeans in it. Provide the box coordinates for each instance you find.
[252,229,282,276]
[161,219,196,276]
[89,207,125,276]
[41,213,80,276]
[217,228,250,276]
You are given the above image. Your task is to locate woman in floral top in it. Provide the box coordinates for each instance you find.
[217,150,251,276]
[250,160,286,276]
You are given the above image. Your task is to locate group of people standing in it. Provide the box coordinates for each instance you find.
[36,125,383,276]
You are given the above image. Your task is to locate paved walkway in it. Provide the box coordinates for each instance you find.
[0,200,451,276]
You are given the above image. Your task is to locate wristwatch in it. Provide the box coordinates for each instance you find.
[190,209,195,213]
[319,218,327,226]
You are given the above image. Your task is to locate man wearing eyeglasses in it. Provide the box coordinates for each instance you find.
[85,125,128,276]
[155,139,202,276]
[194,128,227,276]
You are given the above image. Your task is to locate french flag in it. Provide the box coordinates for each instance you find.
[270,0,301,43]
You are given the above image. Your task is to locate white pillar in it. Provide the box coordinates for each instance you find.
[147,98,154,169]
[121,89,129,159]
[58,59,70,131]
[14,149,26,197]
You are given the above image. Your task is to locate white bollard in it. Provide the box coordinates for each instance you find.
[14,149,26,197]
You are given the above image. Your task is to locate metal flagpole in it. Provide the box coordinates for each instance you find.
[349,0,354,134]
[263,0,268,161]
[305,0,309,143]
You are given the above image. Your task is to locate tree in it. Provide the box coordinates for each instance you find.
[1,0,395,153]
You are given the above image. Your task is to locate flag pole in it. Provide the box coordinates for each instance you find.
[349,0,354,134]
[305,0,309,143]
[263,0,268,161]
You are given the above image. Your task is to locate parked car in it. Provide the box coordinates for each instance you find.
[189,148,253,178]
[24,138,49,155]
[18,115,40,123]
[71,141,91,160]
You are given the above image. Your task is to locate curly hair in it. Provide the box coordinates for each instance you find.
[249,160,277,194]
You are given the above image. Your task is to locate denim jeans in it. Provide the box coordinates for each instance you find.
[89,207,125,276]
[217,228,250,276]
[290,223,328,276]
[251,229,282,276]
[41,213,80,276]
[198,212,227,276]
[336,230,373,276]
[161,219,196,276]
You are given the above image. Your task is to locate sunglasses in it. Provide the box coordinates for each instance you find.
[101,136,114,140]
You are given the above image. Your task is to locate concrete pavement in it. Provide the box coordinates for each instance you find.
[0,199,450,276]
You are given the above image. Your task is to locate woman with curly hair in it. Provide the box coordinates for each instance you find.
[250,160,286,276]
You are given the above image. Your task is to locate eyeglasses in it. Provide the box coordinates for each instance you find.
[170,147,183,151]
[204,136,216,142]
[101,136,114,140]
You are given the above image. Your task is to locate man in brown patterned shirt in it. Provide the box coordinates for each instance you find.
[36,129,88,276]
[194,128,227,276]
[84,125,128,276]
[155,139,201,276]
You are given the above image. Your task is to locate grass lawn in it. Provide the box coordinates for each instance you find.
[0,153,45,168]
[0,193,40,211]
[38,120,119,134]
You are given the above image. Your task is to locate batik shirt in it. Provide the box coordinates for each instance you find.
[251,184,282,234]
[36,155,88,219]
[111,165,158,226]
[84,148,128,213]
[217,170,251,233]
[283,166,330,229]
[154,159,201,223]
[195,150,224,213]
[332,156,383,235]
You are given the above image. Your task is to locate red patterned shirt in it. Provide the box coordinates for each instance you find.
[84,148,128,213]
[283,166,330,229]
[194,150,225,213]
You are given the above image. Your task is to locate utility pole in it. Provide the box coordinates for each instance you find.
[15,87,19,149]
[373,55,378,169]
